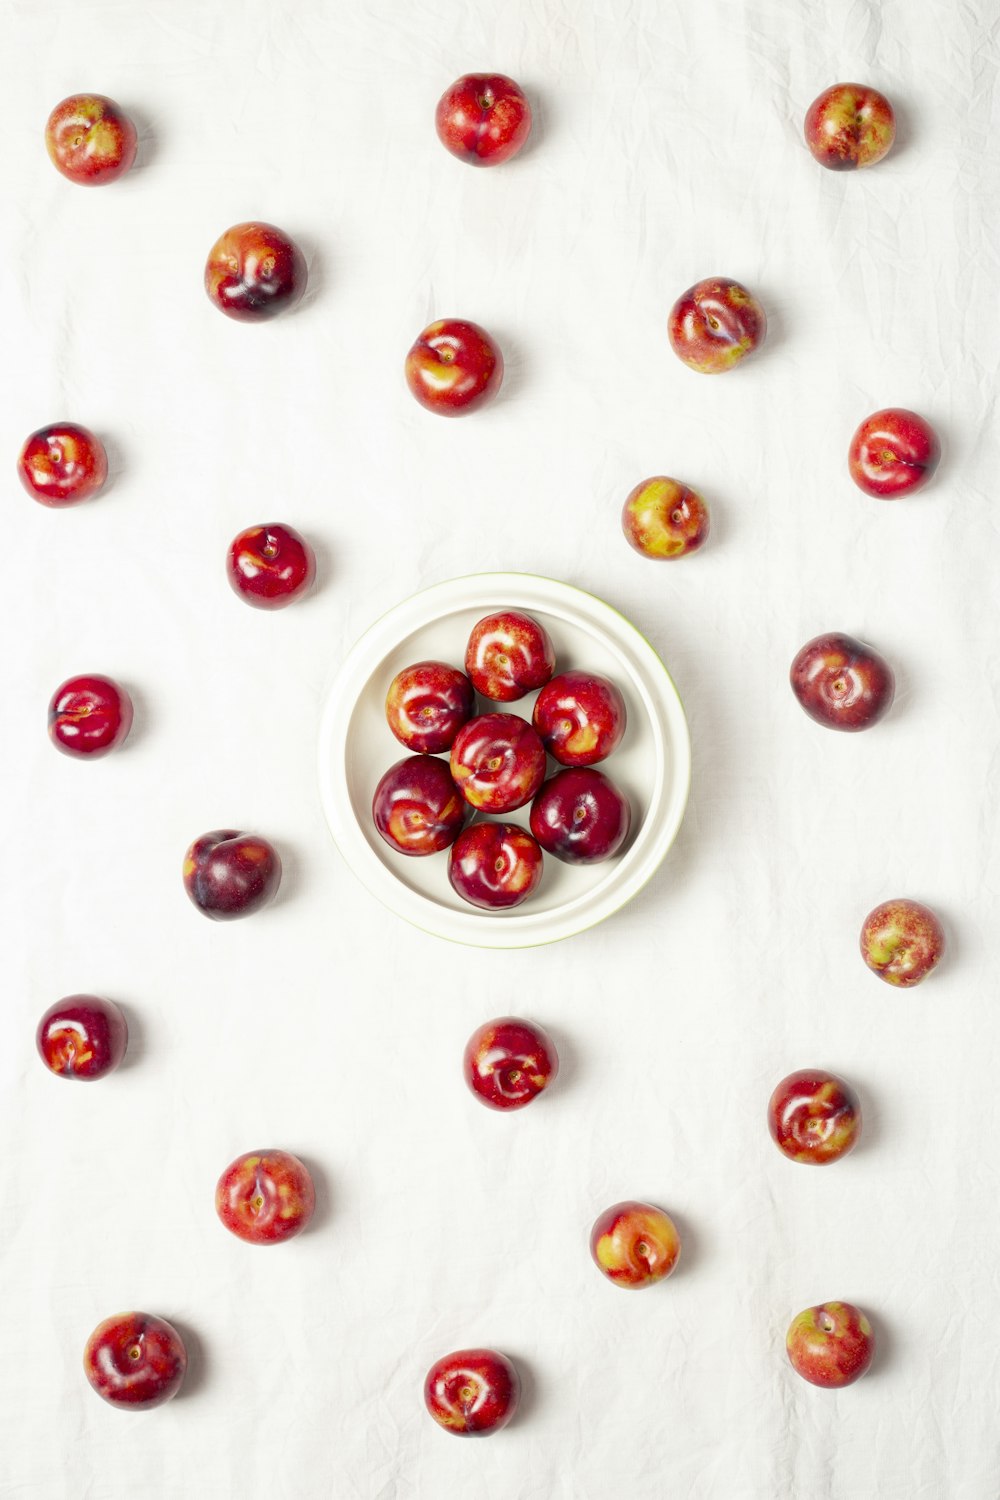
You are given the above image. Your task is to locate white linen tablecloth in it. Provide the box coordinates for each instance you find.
[3,0,998,1495]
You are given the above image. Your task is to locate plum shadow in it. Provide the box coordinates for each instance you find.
[507,1351,541,1424]
[294,234,329,313]
[116,1002,146,1071]
[168,1317,209,1400]
[297,1153,334,1234]
[126,104,160,173]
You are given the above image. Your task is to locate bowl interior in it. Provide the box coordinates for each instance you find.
[320,575,690,946]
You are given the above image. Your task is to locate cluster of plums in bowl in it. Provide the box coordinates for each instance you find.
[371,609,634,910]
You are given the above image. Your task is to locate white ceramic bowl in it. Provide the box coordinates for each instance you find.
[317,573,690,948]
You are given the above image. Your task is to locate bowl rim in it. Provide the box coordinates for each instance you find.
[317,571,691,948]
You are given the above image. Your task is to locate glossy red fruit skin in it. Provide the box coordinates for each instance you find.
[621,476,710,559]
[530,767,631,864]
[18,423,108,507]
[860,898,945,987]
[435,73,532,166]
[215,1149,315,1245]
[448,822,543,909]
[227,523,315,608]
[464,1017,559,1110]
[668,277,766,374]
[590,1200,681,1288]
[848,409,940,498]
[424,1348,520,1435]
[786,1302,875,1388]
[404,319,503,416]
[385,661,475,754]
[45,94,137,185]
[372,756,467,855]
[789,632,894,732]
[36,995,128,1081]
[767,1070,861,1165]
[48,674,133,758]
[183,830,281,920]
[205,222,306,322]
[532,671,625,766]
[450,713,546,813]
[83,1312,186,1409]
[804,84,895,171]
[465,611,555,702]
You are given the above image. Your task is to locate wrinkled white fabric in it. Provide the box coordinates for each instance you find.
[3,0,999,1496]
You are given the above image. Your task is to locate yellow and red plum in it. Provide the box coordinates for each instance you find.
[860,898,945,987]
[532,671,625,765]
[590,1201,681,1289]
[215,1149,315,1245]
[18,423,108,507]
[789,632,894,731]
[205,222,307,322]
[804,84,895,170]
[36,995,128,1081]
[668,278,766,374]
[183,830,281,919]
[786,1302,875,1387]
[424,1348,520,1435]
[372,756,467,856]
[621,476,710,559]
[465,611,555,702]
[45,94,137,184]
[767,1070,861,1165]
[404,319,503,415]
[450,713,546,813]
[48,674,133,758]
[83,1313,186,1409]
[385,661,475,754]
[848,408,940,498]
[464,1017,558,1110]
[448,822,543,910]
[435,74,532,166]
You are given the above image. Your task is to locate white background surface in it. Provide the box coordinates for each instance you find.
[2,1,998,1496]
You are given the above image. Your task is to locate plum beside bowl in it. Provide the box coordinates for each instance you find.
[317,574,690,948]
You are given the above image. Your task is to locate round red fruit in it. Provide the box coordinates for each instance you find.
[767,1070,861,1165]
[215,1149,315,1245]
[789,632,894,732]
[45,94,137,185]
[804,84,895,170]
[183,830,281,920]
[450,713,546,813]
[848,408,940,498]
[448,822,543,910]
[464,1016,558,1110]
[532,671,626,765]
[18,423,108,507]
[590,1200,681,1289]
[83,1312,186,1409]
[48,674,133,758]
[36,995,128,1081]
[621,476,709,559]
[435,73,532,167]
[385,661,475,754]
[404,319,503,416]
[860,898,945,987]
[372,756,467,856]
[786,1301,875,1388]
[530,767,631,863]
[227,523,315,608]
[205,222,307,322]
[668,277,766,374]
[465,611,555,701]
[424,1348,520,1435]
